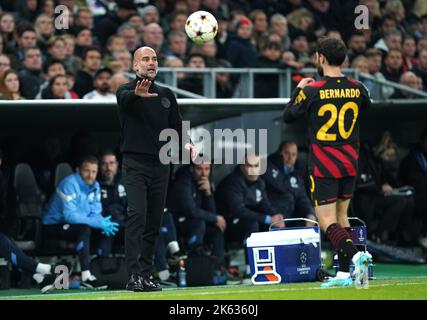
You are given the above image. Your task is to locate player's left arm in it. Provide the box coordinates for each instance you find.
[283,78,315,123]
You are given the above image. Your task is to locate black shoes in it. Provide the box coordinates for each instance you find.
[81,277,108,290]
[126,273,162,292]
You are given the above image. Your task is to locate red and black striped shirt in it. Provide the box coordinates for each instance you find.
[283,76,372,178]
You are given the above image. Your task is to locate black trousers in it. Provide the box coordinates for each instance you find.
[122,154,170,276]
[0,232,37,274]
[43,224,92,271]
[177,217,225,261]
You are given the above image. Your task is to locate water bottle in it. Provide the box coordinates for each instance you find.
[178,259,187,287]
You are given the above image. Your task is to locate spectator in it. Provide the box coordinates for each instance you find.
[249,9,269,46]
[414,14,427,40]
[127,14,145,35]
[0,54,11,74]
[42,0,55,18]
[109,72,130,94]
[289,30,310,62]
[42,155,118,290]
[215,59,234,98]
[0,69,23,100]
[363,48,394,99]
[187,0,201,13]
[95,0,137,48]
[111,49,133,76]
[73,27,94,57]
[65,71,79,99]
[40,74,70,99]
[17,46,44,99]
[402,34,418,72]
[72,46,102,98]
[286,8,316,42]
[414,48,427,91]
[163,56,185,81]
[83,67,116,100]
[347,32,368,63]
[74,8,94,31]
[226,17,257,68]
[189,39,219,67]
[262,141,316,223]
[303,0,339,37]
[139,4,160,25]
[390,71,423,99]
[373,15,399,46]
[117,23,140,55]
[399,128,427,249]
[46,36,67,62]
[34,14,54,53]
[166,12,188,35]
[16,0,41,24]
[141,23,165,59]
[103,35,127,66]
[269,13,291,51]
[97,149,127,256]
[12,24,38,64]
[36,58,66,99]
[351,55,370,75]
[381,48,403,83]
[170,162,225,262]
[62,34,81,75]
[216,154,283,275]
[417,36,427,53]
[165,30,188,61]
[178,53,206,96]
[254,41,284,98]
[0,13,17,51]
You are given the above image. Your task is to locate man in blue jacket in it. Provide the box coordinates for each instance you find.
[42,155,118,290]
[262,141,316,224]
[169,162,225,262]
[216,154,284,275]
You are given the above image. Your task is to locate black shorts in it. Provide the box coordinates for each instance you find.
[309,175,356,207]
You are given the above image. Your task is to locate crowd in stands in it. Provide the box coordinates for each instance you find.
[0,0,426,99]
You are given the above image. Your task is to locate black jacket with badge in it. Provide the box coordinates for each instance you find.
[215,166,277,224]
[99,174,127,228]
[262,153,314,219]
[169,165,217,224]
[116,77,186,156]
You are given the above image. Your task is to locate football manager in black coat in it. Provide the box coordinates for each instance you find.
[116,46,197,292]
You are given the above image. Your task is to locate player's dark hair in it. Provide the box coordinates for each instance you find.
[316,37,347,66]
[78,155,99,167]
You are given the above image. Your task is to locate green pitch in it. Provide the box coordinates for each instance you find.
[0,263,426,300]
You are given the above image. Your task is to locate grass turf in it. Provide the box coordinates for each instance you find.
[0,263,426,300]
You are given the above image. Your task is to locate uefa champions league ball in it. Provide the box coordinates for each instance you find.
[185,11,218,45]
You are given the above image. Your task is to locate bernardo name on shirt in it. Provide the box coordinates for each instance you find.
[319,88,361,100]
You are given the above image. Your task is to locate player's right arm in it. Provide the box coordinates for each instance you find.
[283,78,315,123]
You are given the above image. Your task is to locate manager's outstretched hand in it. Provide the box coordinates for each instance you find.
[135,79,158,97]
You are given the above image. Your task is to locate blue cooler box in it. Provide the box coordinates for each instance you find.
[246,227,321,285]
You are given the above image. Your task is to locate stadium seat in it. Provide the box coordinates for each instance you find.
[54,163,74,187]
[13,163,46,252]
